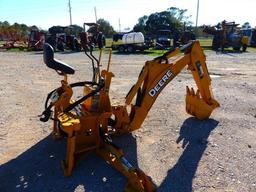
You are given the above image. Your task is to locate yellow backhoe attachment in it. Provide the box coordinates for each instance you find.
[112,40,220,134]
[40,41,219,191]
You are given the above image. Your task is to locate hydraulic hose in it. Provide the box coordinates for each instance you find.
[39,81,102,122]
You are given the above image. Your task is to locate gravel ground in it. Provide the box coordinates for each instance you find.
[0,49,255,192]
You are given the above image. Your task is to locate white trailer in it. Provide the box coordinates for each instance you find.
[112,32,149,53]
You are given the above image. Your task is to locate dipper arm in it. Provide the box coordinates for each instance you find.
[114,41,219,134]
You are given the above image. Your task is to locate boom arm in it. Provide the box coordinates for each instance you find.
[113,41,220,134]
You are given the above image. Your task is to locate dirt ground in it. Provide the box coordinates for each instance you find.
[0,48,255,192]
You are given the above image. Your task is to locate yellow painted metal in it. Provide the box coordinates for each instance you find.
[185,41,220,119]
[107,49,112,72]
[113,41,219,134]
[44,42,219,191]
[97,143,157,192]
[98,48,103,66]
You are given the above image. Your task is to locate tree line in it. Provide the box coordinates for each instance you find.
[0,19,116,41]
[0,21,32,41]
[0,7,192,41]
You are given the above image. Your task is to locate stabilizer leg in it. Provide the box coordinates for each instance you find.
[97,142,156,192]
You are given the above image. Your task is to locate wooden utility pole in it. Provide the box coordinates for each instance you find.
[119,18,121,32]
[94,7,98,23]
[196,0,200,28]
[68,0,72,25]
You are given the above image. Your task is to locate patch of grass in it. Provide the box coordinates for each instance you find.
[105,37,167,56]
[105,38,114,47]
[198,38,213,47]
[146,49,167,56]
[111,49,167,56]
[247,47,256,52]
[106,37,215,56]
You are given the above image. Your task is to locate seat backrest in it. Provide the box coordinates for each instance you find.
[43,43,75,75]
[43,43,54,64]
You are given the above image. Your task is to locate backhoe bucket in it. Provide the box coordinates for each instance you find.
[186,87,219,120]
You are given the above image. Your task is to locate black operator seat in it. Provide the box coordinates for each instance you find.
[43,43,75,75]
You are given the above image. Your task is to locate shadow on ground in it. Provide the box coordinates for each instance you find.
[158,117,219,192]
[0,117,218,192]
[0,134,138,192]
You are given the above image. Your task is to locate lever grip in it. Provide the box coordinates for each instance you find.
[180,41,194,52]
[39,110,52,122]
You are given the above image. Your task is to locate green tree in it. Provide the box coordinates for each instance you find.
[133,7,191,35]
[69,24,83,37]
[97,18,116,38]
[1,21,10,27]
[133,15,148,34]
[0,21,29,41]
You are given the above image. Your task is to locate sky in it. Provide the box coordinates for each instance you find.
[0,0,255,31]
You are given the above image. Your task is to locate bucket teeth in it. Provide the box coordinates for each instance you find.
[196,89,200,98]
[186,86,190,95]
[191,87,195,95]
[186,86,199,97]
